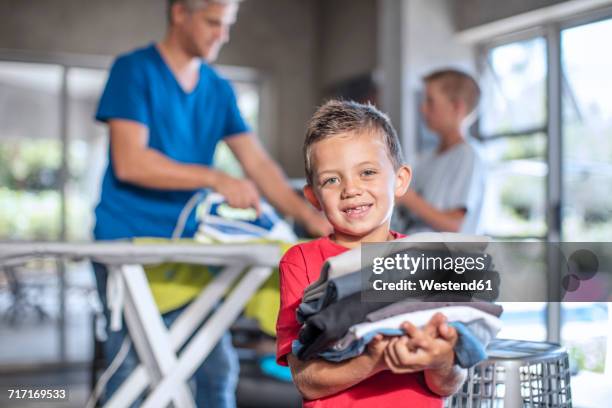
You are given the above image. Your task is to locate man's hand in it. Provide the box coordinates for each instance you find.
[212,171,261,213]
[383,313,457,374]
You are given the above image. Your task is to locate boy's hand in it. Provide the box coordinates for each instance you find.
[366,334,391,373]
[383,313,457,374]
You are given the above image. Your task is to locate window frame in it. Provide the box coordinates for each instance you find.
[475,6,612,344]
[475,31,549,241]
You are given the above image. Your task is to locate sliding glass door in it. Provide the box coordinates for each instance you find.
[478,12,612,398]
[560,16,612,378]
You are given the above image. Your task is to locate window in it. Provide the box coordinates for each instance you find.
[479,36,548,239]
[0,62,109,242]
[0,62,64,241]
[213,68,263,178]
[478,11,612,402]
[561,18,612,241]
[478,36,549,342]
[0,59,109,365]
[66,67,110,241]
[560,17,612,379]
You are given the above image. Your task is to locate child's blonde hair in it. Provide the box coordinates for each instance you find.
[424,69,481,116]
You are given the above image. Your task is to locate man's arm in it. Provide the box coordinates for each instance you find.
[108,119,260,209]
[225,134,332,236]
[287,335,388,400]
[398,189,465,232]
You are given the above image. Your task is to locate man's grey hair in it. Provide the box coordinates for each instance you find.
[167,0,242,23]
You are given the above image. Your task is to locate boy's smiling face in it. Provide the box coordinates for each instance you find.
[304,130,411,247]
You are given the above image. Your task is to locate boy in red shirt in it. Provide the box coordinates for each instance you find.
[276,100,466,407]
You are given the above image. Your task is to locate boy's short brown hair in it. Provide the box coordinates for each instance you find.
[424,69,481,114]
[303,100,403,185]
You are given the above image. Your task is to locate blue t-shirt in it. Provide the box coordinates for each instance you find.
[94,44,249,240]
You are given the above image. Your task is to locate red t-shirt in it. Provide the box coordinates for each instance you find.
[276,233,443,408]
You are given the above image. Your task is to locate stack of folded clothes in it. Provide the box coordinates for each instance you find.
[292,233,503,369]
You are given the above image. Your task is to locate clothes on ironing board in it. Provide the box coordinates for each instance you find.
[331,305,501,354]
[293,321,489,368]
[195,192,297,244]
[302,232,490,301]
[366,300,503,322]
[296,291,395,360]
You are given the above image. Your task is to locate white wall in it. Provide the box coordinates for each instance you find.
[378,0,475,164]
[316,0,378,90]
[453,0,571,31]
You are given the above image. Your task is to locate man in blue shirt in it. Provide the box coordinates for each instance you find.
[94,0,331,406]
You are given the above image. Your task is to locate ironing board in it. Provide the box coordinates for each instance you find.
[0,241,282,408]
